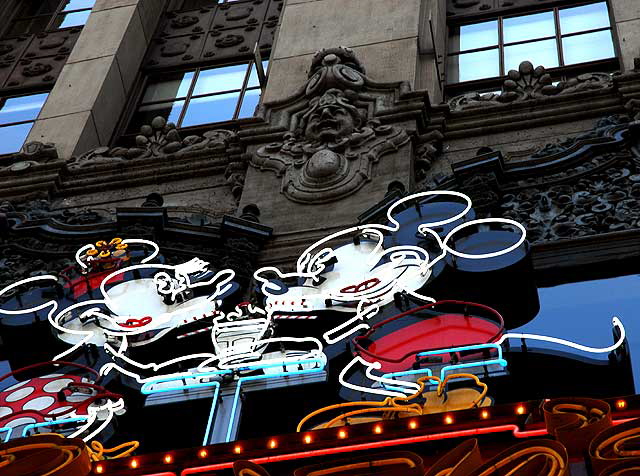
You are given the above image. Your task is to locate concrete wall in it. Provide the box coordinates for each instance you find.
[25,0,165,159]
[611,0,640,71]
[263,0,422,103]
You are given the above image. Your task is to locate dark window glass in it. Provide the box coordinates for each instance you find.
[128,61,268,132]
[447,1,615,84]
[4,0,95,38]
[0,92,49,155]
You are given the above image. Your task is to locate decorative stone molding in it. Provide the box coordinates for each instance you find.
[419,115,640,244]
[248,47,421,204]
[0,198,272,290]
[0,29,81,90]
[413,130,444,186]
[449,61,613,111]
[447,0,568,19]
[146,0,282,68]
[69,117,238,168]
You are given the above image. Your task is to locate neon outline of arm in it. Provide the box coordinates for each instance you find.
[339,356,414,398]
[497,317,626,353]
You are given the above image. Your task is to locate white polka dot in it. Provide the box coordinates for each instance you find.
[42,378,75,394]
[0,406,12,418]
[23,396,56,412]
[3,417,36,429]
[48,406,73,416]
[2,380,29,392]
[5,387,35,402]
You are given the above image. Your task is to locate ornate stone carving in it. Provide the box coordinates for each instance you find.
[414,130,444,186]
[0,30,79,90]
[449,62,612,111]
[425,116,640,243]
[68,117,237,168]
[148,0,277,69]
[22,62,53,77]
[250,48,411,204]
[448,0,562,18]
[215,34,244,48]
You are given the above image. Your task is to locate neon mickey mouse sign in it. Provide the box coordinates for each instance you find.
[0,191,628,444]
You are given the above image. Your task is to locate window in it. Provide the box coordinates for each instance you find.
[4,0,95,38]
[0,92,49,155]
[447,1,616,85]
[127,61,267,133]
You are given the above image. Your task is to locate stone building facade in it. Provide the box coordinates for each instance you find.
[2,0,640,474]
[1,0,639,275]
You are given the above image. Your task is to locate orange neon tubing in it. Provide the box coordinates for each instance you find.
[595,427,640,459]
[304,457,418,476]
[89,440,140,461]
[298,374,489,431]
[476,446,567,476]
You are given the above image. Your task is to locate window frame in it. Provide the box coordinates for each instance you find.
[119,56,270,143]
[445,0,621,96]
[2,0,94,39]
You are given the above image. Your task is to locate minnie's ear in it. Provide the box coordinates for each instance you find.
[233,460,272,476]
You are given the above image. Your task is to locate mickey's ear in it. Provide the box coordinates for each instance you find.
[259,278,289,296]
[233,460,272,476]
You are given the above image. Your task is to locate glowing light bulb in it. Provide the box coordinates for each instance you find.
[234,445,242,454]
[616,399,627,410]
[268,439,277,449]
[374,424,383,434]
[164,454,173,464]
[129,459,138,469]
[95,464,104,474]
[444,415,454,425]
[481,410,490,419]
[338,429,347,439]
[408,420,418,429]
[516,405,526,415]
[198,449,208,458]
[304,435,312,444]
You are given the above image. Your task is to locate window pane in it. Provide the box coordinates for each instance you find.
[504,38,558,71]
[192,65,248,96]
[247,61,269,88]
[129,101,185,132]
[142,73,195,103]
[62,0,95,11]
[446,48,500,83]
[181,93,240,126]
[562,30,615,65]
[504,11,555,44]
[560,2,610,35]
[0,93,48,125]
[238,89,261,118]
[53,10,91,28]
[0,123,34,155]
[454,21,498,53]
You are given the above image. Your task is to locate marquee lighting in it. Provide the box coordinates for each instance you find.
[95,394,640,475]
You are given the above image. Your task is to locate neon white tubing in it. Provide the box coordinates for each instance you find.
[441,218,528,260]
[498,317,626,354]
[339,356,409,398]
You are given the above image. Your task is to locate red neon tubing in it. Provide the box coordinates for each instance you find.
[353,300,504,364]
[0,360,100,384]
